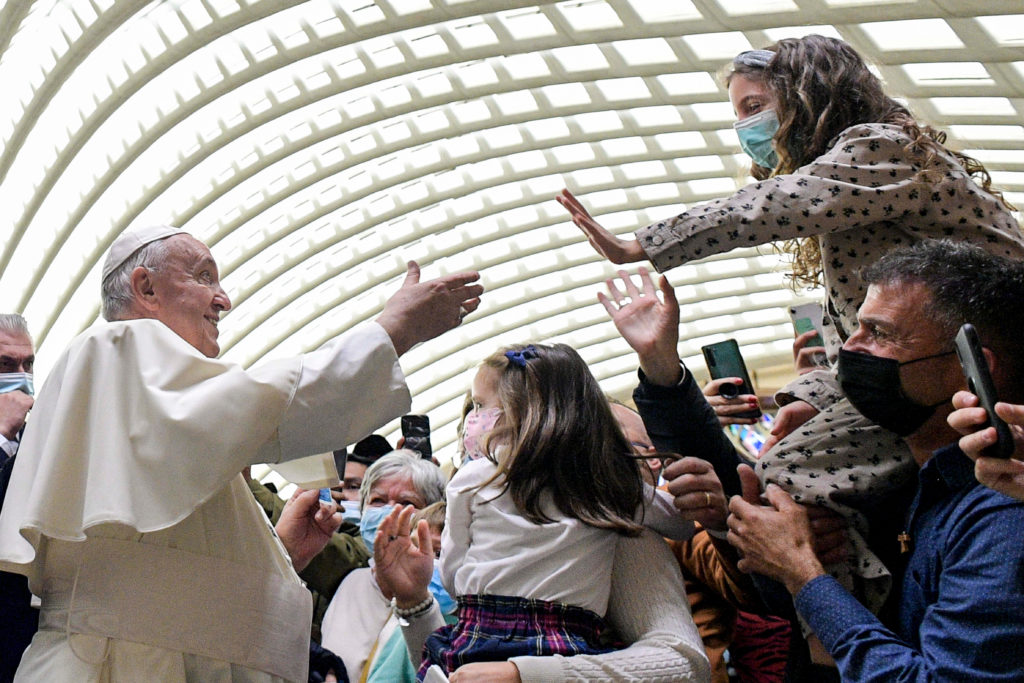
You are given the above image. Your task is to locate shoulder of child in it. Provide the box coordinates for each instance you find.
[448,457,497,486]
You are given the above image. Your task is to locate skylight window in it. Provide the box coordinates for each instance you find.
[716,0,797,16]
[903,62,992,87]
[860,19,963,51]
[975,15,1024,47]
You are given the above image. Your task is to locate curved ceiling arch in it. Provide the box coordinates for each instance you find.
[2,0,1022,464]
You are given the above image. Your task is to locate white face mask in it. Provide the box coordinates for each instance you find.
[460,407,501,465]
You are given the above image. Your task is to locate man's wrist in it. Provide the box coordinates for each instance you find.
[782,558,826,596]
[638,355,684,386]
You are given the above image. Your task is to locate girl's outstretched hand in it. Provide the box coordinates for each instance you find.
[557,189,646,264]
[373,504,434,607]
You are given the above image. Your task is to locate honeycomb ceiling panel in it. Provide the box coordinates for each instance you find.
[1,0,1022,464]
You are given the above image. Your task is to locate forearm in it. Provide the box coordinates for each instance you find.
[399,599,445,667]
[634,368,743,496]
[795,576,930,682]
[260,323,411,463]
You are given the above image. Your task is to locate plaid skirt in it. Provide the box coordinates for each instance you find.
[417,594,616,679]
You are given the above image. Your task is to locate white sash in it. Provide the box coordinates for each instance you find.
[37,537,312,682]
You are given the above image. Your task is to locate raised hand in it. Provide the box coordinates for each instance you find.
[792,329,827,374]
[376,261,483,356]
[373,504,434,607]
[599,267,681,386]
[557,189,646,264]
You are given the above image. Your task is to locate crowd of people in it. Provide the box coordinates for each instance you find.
[1,33,1024,683]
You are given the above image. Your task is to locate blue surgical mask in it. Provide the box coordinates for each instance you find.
[0,373,33,396]
[733,109,779,169]
[340,500,362,524]
[429,559,457,616]
[359,504,394,554]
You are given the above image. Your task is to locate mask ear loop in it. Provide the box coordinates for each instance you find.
[66,562,111,665]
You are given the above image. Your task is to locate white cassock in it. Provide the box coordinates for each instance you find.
[0,319,412,682]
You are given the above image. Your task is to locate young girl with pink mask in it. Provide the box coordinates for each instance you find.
[421,342,692,679]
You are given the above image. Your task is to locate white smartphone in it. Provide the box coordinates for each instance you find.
[789,302,825,348]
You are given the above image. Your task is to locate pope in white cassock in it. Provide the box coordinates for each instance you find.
[0,225,483,682]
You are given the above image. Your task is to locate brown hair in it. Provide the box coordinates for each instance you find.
[728,35,1012,289]
[473,343,644,536]
[411,501,447,531]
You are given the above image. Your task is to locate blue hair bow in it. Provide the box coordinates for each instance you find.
[505,345,539,368]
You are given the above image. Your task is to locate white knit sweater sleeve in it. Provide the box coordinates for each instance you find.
[511,529,711,682]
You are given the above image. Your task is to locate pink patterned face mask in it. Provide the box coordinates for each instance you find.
[460,407,502,464]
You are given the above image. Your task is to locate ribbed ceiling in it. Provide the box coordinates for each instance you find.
[1,0,1022,462]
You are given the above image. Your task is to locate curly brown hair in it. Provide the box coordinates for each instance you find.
[728,35,1011,289]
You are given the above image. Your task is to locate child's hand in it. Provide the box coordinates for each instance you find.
[450,661,522,682]
[759,400,818,457]
[558,189,646,264]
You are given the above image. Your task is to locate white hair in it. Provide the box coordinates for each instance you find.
[0,314,30,342]
[100,239,173,321]
[358,449,446,513]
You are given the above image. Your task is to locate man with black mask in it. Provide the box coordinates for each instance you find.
[727,239,1024,682]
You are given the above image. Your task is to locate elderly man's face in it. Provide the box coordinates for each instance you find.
[610,403,659,483]
[149,235,231,358]
[844,281,959,404]
[0,331,34,374]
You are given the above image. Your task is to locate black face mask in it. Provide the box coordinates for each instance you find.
[837,348,954,437]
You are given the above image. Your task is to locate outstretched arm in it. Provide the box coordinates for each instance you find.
[598,267,745,495]
[556,189,647,265]
[376,261,483,357]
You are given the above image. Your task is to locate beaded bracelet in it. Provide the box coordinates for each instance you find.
[392,595,434,618]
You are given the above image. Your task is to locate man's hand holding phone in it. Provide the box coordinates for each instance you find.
[949,391,1024,503]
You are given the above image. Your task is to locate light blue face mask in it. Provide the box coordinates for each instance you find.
[429,560,457,616]
[359,504,394,554]
[0,373,33,396]
[340,500,362,525]
[733,108,779,169]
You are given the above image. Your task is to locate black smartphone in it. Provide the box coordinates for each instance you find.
[401,414,432,459]
[954,324,1014,458]
[701,339,762,419]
